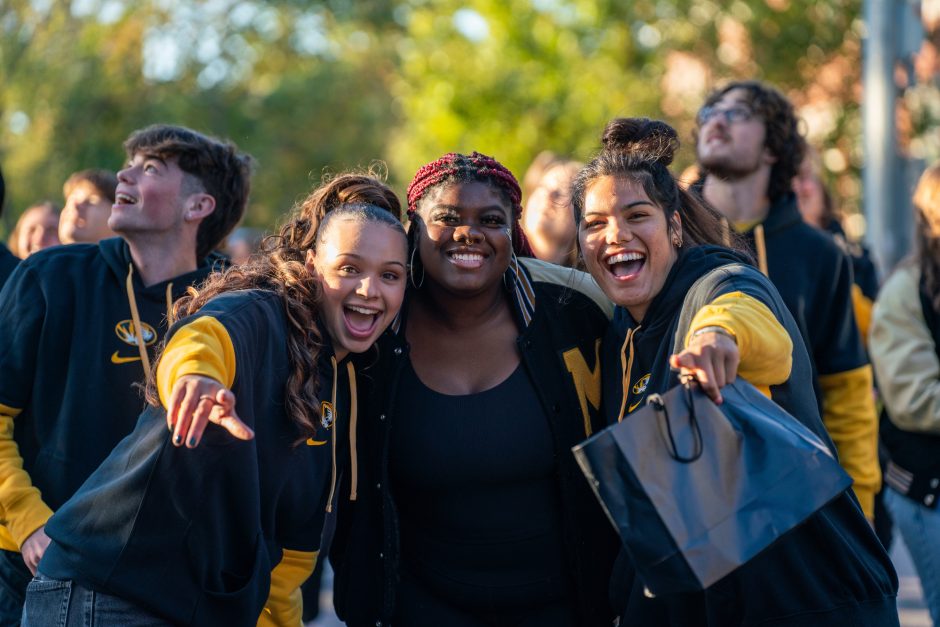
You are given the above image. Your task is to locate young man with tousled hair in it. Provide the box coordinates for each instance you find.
[0,124,252,624]
[694,80,881,522]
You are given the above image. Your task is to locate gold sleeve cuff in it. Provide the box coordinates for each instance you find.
[818,366,880,519]
[258,548,318,627]
[0,404,53,550]
[686,291,793,386]
[156,316,236,409]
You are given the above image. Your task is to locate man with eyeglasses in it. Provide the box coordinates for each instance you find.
[694,80,881,525]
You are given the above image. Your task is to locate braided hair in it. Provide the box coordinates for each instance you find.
[406,151,533,257]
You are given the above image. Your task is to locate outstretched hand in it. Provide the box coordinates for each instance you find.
[669,330,740,405]
[167,374,254,448]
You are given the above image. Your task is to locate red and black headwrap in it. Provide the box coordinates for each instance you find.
[406,151,533,257]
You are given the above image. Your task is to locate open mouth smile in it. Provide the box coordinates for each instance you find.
[343,304,383,340]
[606,251,645,280]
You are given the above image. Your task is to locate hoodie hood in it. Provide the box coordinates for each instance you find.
[760,193,803,237]
[98,236,224,301]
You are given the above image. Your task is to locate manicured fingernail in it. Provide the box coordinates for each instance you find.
[188,437,197,447]
[173,434,182,445]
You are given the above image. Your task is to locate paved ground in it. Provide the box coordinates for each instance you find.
[308,538,931,626]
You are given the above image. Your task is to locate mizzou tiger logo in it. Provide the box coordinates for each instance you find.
[114,320,157,346]
[111,320,157,365]
[306,400,335,446]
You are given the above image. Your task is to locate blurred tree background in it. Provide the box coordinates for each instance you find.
[0,0,863,238]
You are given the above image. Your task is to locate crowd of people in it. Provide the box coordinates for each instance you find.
[0,79,932,627]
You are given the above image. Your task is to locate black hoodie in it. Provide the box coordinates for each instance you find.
[0,244,16,290]
[602,245,898,626]
[0,237,221,550]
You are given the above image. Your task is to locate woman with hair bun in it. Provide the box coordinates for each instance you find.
[330,151,619,626]
[575,118,899,625]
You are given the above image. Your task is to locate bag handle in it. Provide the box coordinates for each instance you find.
[648,378,703,463]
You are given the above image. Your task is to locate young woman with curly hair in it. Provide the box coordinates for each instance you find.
[21,176,407,627]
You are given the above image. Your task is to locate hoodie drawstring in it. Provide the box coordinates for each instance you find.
[616,325,640,423]
[165,283,175,327]
[125,264,152,380]
[326,356,339,513]
[347,361,358,501]
[753,224,769,277]
[125,265,177,380]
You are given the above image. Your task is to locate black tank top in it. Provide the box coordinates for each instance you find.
[389,358,572,612]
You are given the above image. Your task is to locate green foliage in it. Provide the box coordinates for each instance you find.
[0,0,864,238]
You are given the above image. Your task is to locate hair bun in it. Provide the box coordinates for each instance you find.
[601,118,679,167]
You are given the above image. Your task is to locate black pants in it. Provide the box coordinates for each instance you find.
[394,569,576,627]
[0,550,32,627]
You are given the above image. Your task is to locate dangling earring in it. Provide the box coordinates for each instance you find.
[672,235,683,248]
[409,247,425,289]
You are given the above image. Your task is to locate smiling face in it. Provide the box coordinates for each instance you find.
[414,181,514,296]
[60,180,116,244]
[15,205,60,258]
[308,218,408,361]
[110,152,206,238]
[579,175,681,322]
[696,88,775,180]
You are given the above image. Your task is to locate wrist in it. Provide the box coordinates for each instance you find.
[691,325,737,344]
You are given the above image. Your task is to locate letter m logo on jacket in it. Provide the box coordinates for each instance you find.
[562,339,602,437]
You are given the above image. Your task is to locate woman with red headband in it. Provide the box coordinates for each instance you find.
[329,152,618,626]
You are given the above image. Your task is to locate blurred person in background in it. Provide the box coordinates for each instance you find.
[58,169,117,245]
[225,226,265,265]
[870,162,940,626]
[521,151,582,267]
[694,80,881,523]
[8,202,59,259]
[792,147,879,342]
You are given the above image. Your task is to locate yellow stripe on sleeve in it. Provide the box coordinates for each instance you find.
[685,291,793,387]
[258,548,318,627]
[0,403,53,550]
[818,365,880,519]
[156,316,236,409]
[851,284,873,350]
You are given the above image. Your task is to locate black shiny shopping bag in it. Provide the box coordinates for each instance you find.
[573,378,851,596]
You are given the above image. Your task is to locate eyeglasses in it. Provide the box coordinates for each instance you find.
[696,104,756,126]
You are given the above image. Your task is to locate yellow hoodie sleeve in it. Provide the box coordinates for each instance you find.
[156,316,236,409]
[818,366,880,519]
[0,404,53,551]
[257,548,318,627]
[685,291,793,388]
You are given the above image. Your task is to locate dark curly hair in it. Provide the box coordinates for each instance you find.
[695,81,805,202]
[124,125,253,260]
[572,118,740,249]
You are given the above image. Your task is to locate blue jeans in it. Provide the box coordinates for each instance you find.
[885,487,940,626]
[22,574,173,627]
[0,549,31,627]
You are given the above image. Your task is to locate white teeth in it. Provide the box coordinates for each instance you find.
[347,305,378,315]
[452,253,483,262]
[116,193,137,204]
[607,252,644,265]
